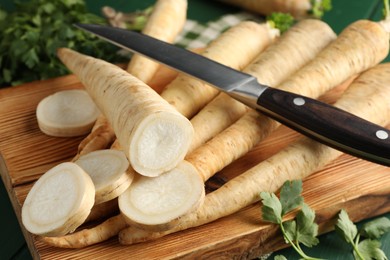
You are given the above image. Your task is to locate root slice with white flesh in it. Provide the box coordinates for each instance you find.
[21,162,95,237]
[75,149,133,204]
[36,89,100,137]
[118,161,205,231]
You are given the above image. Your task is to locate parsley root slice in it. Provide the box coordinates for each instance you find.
[36,89,100,137]
[119,62,390,244]
[75,149,133,205]
[126,0,188,84]
[57,48,194,177]
[118,161,205,231]
[188,18,336,152]
[21,162,95,237]
[160,21,279,118]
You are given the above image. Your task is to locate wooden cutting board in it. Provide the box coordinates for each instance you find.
[1,71,390,259]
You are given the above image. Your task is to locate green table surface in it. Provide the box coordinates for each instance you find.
[1,0,389,259]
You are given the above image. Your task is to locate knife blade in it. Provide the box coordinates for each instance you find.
[74,23,390,167]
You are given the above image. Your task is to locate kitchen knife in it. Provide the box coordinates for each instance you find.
[74,23,390,167]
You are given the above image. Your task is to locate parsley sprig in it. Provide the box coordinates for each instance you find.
[260,180,389,259]
[260,180,322,260]
[336,210,390,260]
[0,0,126,87]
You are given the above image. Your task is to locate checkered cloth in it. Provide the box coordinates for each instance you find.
[174,12,263,49]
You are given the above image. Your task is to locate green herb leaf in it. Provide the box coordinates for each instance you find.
[335,209,358,244]
[0,0,126,87]
[266,12,295,34]
[356,239,388,260]
[295,203,319,247]
[260,192,282,224]
[274,255,288,260]
[310,0,332,18]
[280,180,304,215]
[282,219,297,243]
[360,217,390,240]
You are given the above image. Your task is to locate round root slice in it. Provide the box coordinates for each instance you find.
[118,161,205,231]
[36,89,100,137]
[22,162,95,237]
[75,149,133,204]
[129,111,194,177]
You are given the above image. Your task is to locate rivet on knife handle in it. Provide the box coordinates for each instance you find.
[254,87,390,166]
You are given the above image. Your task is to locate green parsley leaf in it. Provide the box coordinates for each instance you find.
[260,192,282,224]
[274,255,288,260]
[295,203,319,247]
[356,239,387,260]
[266,12,295,34]
[0,0,126,87]
[282,219,297,243]
[360,217,390,240]
[280,180,304,215]
[335,209,358,244]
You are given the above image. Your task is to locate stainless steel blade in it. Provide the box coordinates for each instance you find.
[74,23,265,97]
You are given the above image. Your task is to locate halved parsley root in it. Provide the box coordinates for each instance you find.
[22,162,95,237]
[74,149,133,204]
[57,48,194,177]
[126,0,188,84]
[188,19,336,152]
[160,21,279,118]
[36,89,100,137]
[118,161,205,231]
[119,63,390,244]
[219,0,331,19]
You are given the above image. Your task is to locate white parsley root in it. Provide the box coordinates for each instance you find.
[118,161,205,231]
[36,89,100,137]
[21,162,95,237]
[57,48,194,177]
[75,149,133,204]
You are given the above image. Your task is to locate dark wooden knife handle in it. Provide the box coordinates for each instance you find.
[256,87,390,166]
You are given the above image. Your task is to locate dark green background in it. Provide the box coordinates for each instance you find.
[0,0,389,259]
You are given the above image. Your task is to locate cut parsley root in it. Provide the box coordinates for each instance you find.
[160,21,279,118]
[36,89,100,137]
[126,0,188,84]
[22,162,95,237]
[75,149,133,205]
[118,161,205,231]
[57,48,194,177]
[119,63,390,244]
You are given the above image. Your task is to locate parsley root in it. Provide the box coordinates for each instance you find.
[57,48,194,177]
[126,0,188,84]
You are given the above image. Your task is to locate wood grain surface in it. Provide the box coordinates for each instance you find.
[0,71,389,259]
